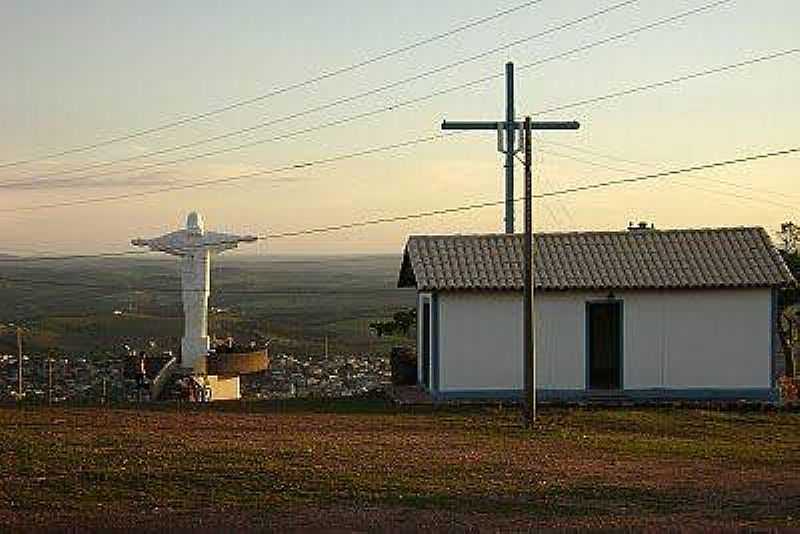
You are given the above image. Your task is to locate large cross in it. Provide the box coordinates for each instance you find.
[442,62,579,233]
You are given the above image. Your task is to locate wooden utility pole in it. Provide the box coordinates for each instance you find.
[523,117,534,427]
[442,62,578,233]
[521,116,580,428]
[16,327,23,400]
[47,357,53,405]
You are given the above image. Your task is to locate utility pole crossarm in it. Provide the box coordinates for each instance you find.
[441,120,579,131]
[529,121,580,130]
[439,62,579,234]
[441,121,499,130]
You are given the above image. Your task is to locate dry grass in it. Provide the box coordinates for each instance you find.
[1,402,798,531]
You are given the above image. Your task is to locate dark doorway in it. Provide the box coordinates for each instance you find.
[421,299,431,389]
[587,301,623,390]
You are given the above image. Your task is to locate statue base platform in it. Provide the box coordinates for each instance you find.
[203,375,241,401]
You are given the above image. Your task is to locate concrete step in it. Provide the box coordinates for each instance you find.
[386,385,434,405]
[584,390,634,405]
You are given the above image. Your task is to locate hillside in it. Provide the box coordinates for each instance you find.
[0,254,416,357]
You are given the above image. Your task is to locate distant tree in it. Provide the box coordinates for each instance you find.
[370,308,417,338]
[779,222,800,255]
[369,321,394,338]
[776,222,800,378]
[392,309,416,336]
[779,308,799,379]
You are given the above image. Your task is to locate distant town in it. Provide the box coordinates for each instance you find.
[0,349,391,404]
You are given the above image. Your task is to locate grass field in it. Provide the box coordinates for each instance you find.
[1,403,798,531]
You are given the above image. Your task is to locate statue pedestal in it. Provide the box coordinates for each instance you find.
[181,335,210,370]
[204,376,241,401]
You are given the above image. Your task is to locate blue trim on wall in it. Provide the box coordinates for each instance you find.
[584,302,589,391]
[431,292,440,393]
[432,388,776,402]
[417,293,432,390]
[619,301,625,389]
[435,389,525,400]
[623,388,776,401]
[416,294,422,387]
[770,288,777,386]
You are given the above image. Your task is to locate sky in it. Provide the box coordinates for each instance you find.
[0,0,798,255]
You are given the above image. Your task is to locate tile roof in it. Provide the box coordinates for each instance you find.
[398,227,795,291]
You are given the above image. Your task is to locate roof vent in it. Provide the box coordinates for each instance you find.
[628,221,655,232]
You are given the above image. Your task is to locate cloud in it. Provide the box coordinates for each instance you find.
[0,159,314,191]
[0,169,183,190]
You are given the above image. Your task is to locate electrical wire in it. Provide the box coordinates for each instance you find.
[540,143,798,208]
[0,0,546,170]
[531,48,799,116]
[668,180,797,209]
[5,45,794,215]
[0,132,461,213]
[1,145,796,272]
[4,0,641,185]
[262,145,799,238]
[2,0,730,190]
[0,251,151,263]
[532,147,800,200]
[0,276,409,295]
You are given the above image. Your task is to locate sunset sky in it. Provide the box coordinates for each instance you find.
[1,0,798,255]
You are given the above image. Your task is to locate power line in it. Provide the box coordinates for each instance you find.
[3,0,729,191]
[264,197,511,239]
[4,45,791,215]
[0,146,798,263]
[531,48,800,116]
[0,0,545,170]
[0,276,410,295]
[536,150,576,228]
[671,168,800,200]
[538,138,653,167]
[0,236,266,263]
[534,147,800,200]
[668,179,797,209]
[540,143,798,208]
[0,250,151,263]
[0,250,413,265]
[263,145,800,239]
[4,0,640,185]
[0,132,461,213]
[1,145,796,269]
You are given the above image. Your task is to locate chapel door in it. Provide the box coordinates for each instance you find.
[587,301,623,390]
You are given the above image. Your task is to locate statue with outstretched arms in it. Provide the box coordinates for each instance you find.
[132,212,257,370]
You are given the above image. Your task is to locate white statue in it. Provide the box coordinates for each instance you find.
[132,212,257,370]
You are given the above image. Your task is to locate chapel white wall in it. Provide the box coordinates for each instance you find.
[625,289,771,389]
[437,292,524,391]
[435,288,772,392]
